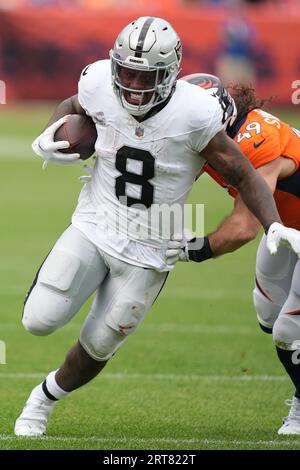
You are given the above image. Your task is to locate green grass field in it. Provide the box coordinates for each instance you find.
[1,104,300,450]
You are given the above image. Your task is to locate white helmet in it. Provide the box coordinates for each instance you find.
[110,17,182,116]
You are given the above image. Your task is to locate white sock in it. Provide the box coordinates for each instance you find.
[43,370,70,401]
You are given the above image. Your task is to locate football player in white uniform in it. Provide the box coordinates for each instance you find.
[15,17,297,437]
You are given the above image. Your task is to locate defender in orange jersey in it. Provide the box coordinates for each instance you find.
[180,74,300,435]
[206,104,300,231]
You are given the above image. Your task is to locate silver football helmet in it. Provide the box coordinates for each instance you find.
[110,17,182,116]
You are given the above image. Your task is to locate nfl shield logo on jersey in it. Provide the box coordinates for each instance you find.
[135,126,144,138]
[95,111,106,126]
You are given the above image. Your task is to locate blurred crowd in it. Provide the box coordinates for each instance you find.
[0,0,299,8]
[187,0,299,5]
[0,0,297,104]
[0,0,151,8]
[0,0,80,7]
[189,0,298,4]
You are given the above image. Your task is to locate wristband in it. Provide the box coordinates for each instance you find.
[187,236,213,263]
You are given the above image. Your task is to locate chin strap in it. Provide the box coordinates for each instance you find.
[120,90,156,117]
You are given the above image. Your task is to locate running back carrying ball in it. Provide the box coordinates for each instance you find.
[54,114,97,161]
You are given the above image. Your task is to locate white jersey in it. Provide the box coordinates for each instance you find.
[72,60,224,271]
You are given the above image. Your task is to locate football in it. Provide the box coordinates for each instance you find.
[54,114,97,160]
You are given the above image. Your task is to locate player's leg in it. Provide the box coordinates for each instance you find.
[42,259,167,397]
[273,259,300,434]
[15,253,168,436]
[14,344,107,438]
[22,225,108,335]
[52,258,167,395]
[253,234,296,333]
[78,254,168,364]
[15,226,109,437]
[54,256,168,391]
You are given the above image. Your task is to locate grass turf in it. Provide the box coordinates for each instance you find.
[0,105,300,450]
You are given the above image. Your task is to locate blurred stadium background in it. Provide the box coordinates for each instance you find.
[1,0,300,450]
[0,0,300,102]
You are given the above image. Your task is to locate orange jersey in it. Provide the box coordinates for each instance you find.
[204,109,300,229]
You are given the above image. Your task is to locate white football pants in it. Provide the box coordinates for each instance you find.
[253,234,300,350]
[22,225,168,360]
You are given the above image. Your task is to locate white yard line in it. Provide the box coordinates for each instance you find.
[0,138,32,159]
[0,434,299,447]
[0,372,287,382]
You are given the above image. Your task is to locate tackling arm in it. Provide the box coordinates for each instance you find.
[208,159,281,256]
[207,194,261,256]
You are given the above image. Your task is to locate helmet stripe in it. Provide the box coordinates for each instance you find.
[135,17,155,58]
